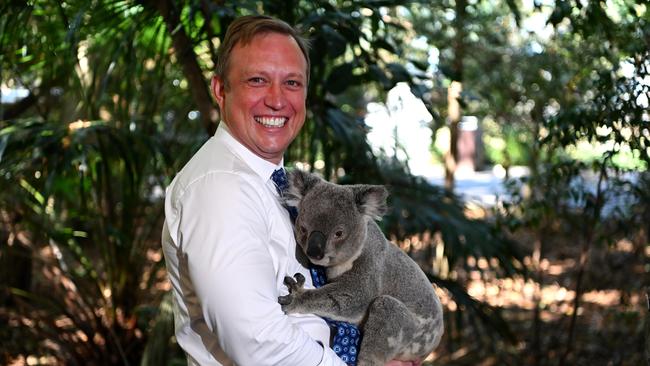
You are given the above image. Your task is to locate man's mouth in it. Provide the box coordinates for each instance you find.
[255,116,287,127]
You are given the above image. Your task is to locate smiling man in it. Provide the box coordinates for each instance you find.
[211,31,307,163]
[160,15,347,366]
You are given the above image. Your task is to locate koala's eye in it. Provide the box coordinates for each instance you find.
[334,230,343,238]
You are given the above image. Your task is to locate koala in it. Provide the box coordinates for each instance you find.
[278,170,444,366]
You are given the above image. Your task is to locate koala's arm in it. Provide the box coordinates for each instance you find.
[280,275,374,324]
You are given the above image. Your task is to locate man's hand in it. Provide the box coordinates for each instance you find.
[386,360,422,366]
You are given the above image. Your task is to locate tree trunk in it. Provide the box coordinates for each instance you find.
[444,0,467,191]
[531,229,547,366]
[445,81,461,190]
[145,0,219,136]
[560,160,607,365]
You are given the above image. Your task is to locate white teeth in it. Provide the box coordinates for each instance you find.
[255,116,287,127]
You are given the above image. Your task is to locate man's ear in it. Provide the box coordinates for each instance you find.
[211,75,225,109]
[284,170,322,206]
[352,185,388,221]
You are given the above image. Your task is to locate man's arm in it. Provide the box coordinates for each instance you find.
[174,173,346,366]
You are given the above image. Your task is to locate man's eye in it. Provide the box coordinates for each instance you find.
[286,80,302,88]
[249,77,265,84]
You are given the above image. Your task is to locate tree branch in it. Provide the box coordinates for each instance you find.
[1,92,37,121]
[144,0,219,136]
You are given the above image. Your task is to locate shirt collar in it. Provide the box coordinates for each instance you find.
[215,122,283,181]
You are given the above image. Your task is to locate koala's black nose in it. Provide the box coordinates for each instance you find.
[306,231,326,260]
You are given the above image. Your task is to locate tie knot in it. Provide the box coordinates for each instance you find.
[271,168,289,195]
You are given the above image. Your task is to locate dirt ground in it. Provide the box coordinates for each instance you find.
[422,227,648,366]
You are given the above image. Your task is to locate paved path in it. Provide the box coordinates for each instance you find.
[424,166,638,217]
[425,166,529,207]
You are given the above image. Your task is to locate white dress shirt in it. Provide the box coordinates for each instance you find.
[161,123,346,366]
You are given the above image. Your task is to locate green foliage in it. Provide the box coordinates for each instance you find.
[12,0,647,363]
[0,117,180,363]
[483,125,532,167]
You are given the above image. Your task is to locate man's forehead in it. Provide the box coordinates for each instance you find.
[232,35,307,73]
[236,31,297,51]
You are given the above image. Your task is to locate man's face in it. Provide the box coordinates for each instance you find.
[212,32,308,164]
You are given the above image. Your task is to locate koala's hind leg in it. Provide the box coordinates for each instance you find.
[357,295,421,366]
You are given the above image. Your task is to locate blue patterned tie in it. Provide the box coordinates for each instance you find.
[271,168,361,366]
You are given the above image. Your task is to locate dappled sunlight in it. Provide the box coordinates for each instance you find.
[420,237,645,364]
[67,120,92,131]
[395,232,433,252]
[582,289,635,307]
[7,355,58,366]
[3,225,163,364]
[146,248,162,262]
[460,254,643,312]
[434,286,457,312]
[463,275,596,319]
[615,238,635,252]
[427,345,469,363]
[139,248,165,290]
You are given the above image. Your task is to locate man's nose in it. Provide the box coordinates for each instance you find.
[264,83,286,110]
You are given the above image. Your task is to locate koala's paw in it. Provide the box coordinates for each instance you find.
[278,273,306,309]
[285,273,306,291]
[278,293,293,305]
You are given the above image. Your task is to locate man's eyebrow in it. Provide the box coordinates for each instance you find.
[238,69,306,81]
[240,67,261,76]
[285,72,306,80]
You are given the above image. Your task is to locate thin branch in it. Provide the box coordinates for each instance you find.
[559,156,609,365]
[143,0,219,136]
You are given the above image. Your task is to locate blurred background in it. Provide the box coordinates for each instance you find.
[1,1,648,365]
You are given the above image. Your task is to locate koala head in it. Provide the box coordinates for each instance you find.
[285,170,388,268]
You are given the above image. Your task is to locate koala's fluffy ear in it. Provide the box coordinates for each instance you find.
[285,169,323,206]
[352,185,388,221]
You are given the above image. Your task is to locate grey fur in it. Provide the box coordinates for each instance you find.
[279,170,444,365]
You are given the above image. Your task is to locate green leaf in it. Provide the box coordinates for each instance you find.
[386,62,411,83]
[325,62,355,94]
[321,24,347,59]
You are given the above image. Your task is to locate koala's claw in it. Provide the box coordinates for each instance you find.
[294,273,306,287]
[283,275,296,288]
[279,273,306,310]
[283,273,305,292]
[278,294,293,305]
